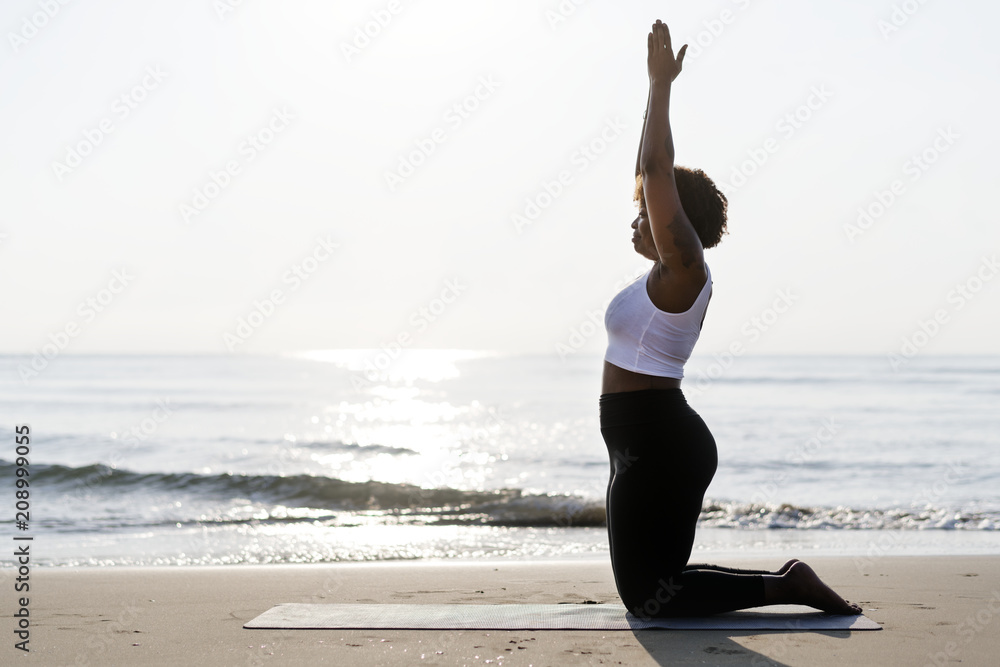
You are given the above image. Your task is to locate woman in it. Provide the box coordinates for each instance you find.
[600,19,862,618]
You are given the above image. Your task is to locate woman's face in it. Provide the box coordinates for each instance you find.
[631,199,657,261]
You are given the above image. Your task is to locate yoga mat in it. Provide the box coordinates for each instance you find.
[244,603,881,631]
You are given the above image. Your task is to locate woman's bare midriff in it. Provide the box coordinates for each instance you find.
[601,360,682,394]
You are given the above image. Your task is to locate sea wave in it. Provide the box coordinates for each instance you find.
[3,460,997,531]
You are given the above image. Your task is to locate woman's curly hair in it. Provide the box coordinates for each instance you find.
[633,166,729,249]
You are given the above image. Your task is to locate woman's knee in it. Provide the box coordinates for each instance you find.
[619,573,687,618]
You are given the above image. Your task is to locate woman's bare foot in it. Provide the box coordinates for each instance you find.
[769,561,862,615]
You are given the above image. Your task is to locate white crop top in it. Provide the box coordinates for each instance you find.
[603,264,712,379]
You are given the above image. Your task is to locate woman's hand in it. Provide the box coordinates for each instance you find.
[647,20,687,84]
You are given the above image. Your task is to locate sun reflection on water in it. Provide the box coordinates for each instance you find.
[292,348,497,383]
[274,349,510,492]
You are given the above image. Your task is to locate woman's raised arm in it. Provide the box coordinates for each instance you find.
[639,21,705,278]
[635,87,649,179]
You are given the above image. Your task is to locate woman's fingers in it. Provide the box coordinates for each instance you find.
[648,20,685,81]
[656,21,667,50]
[650,21,670,55]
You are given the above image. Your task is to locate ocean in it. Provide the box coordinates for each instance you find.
[2,351,998,568]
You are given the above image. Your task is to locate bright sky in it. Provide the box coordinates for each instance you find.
[2,0,998,360]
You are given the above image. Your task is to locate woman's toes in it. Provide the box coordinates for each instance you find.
[784,562,859,615]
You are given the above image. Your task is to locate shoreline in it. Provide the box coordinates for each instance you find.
[6,545,1000,571]
[15,525,1000,569]
[3,555,998,665]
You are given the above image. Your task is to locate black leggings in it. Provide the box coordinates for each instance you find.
[600,388,765,617]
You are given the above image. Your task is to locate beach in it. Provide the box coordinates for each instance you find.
[3,353,998,664]
[5,555,999,665]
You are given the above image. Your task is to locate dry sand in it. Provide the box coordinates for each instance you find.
[3,555,998,666]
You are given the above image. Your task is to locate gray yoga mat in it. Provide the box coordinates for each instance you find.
[244,603,881,631]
